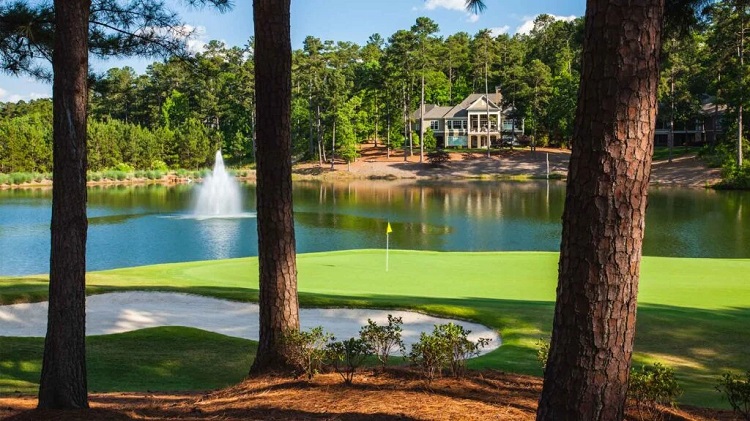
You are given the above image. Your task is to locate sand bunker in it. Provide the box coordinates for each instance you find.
[0,292,501,355]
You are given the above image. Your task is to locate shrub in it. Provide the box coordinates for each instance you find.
[134,170,147,179]
[536,337,550,370]
[281,326,333,380]
[426,149,450,167]
[717,163,750,190]
[112,162,135,173]
[716,371,750,420]
[325,338,372,385]
[150,159,169,171]
[175,168,189,177]
[10,172,33,185]
[89,172,102,182]
[433,323,490,377]
[102,170,127,181]
[33,173,44,182]
[628,362,682,421]
[0,173,10,185]
[359,315,404,368]
[409,323,491,382]
[408,332,448,383]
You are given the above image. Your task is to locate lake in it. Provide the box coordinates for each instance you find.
[1,180,748,276]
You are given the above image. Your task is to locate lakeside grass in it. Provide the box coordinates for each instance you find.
[2,250,749,408]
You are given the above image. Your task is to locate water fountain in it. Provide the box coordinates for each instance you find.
[193,150,243,218]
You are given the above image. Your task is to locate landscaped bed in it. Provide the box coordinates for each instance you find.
[1,250,749,409]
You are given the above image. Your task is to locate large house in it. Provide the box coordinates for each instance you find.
[412,93,525,149]
[654,99,726,147]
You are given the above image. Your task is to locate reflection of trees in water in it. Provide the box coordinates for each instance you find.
[294,180,566,224]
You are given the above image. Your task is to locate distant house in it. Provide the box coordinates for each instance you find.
[412,93,525,149]
[654,98,726,147]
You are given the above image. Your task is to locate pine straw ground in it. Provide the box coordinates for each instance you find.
[0,370,740,421]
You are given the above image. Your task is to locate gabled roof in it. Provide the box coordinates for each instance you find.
[411,104,453,120]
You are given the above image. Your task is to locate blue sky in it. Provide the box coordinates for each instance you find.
[0,0,584,102]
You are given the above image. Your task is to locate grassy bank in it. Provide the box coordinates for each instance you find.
[2,250,749,408]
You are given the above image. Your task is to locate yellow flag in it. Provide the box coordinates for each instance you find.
[386,222,393,234]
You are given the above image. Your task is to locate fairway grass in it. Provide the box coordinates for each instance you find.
[2,250,749,408]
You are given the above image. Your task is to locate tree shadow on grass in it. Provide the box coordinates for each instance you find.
[1,284,748,408]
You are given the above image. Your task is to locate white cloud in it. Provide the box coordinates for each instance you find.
[135,25,209,55]
[515,14,577,35]
[0,87,51,103]
[424,0,467,11]
[489,26,510,36]
[424,0,481,23]
[0,87,7,99]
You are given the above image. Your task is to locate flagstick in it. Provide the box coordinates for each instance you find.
[386,232,390,272]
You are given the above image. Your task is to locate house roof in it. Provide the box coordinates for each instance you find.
[411,104,453,120]
[411,93,514,120]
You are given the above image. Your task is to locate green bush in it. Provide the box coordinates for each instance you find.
[408,332,448,383]
[281,326,333,380]
[717,163,750,190]
[10,172,33,185]
[102,170,127,181]
[33,173,44,182]
[175,168,189,177]
[536,337,550,370]
[112,162,135,173]
[0,173,10,185]
[90,172,102,182]
[628,362,682,421]
[409,323,490,382]
[134,170,147,179]
[150,159,169,171]
[325,338,372,385]
[359,315,404,368]
[716,371,750,420]
[432,323,490,377]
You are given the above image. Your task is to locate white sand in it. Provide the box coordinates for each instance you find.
[0,292,501,355]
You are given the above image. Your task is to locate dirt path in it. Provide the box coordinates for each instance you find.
[295,145,720,188]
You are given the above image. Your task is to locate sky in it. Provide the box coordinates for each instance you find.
[0,0,584,103]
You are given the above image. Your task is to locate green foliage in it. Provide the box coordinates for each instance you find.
[716,372,750,420]
[150,159,169,171]
[408,323,491,381]
[281,326,333,380]
[0,173,10,184]
[426,149,450,166]
[325,338,372,385]
[536,337,550,370]
[423,128,436,150]
[359,315,405,368]
[717,162,750,190]
[628,363,682,420]
[113,162,135,173]
[9,172,33,185]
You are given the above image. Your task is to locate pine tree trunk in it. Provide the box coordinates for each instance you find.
[38,0,91,409]
[536,1,662,419]
[249,0,301,376]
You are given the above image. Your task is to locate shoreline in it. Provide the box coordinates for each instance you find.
[0,147,723,190]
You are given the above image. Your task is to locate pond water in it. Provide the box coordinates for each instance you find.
[1,180,749,276]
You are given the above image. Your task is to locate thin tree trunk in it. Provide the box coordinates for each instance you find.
[38,0,90,409]
[331,118,336,170]
[420,72,425,162]
[669,56,675,163]
[536,0,662,419]
[739,6,745,168]
[249,0,300,376]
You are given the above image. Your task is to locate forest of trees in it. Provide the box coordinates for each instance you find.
[1,7,746,177]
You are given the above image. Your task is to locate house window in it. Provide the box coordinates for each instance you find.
[430,120,440,131]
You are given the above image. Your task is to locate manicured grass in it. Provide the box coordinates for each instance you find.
[1,327,255,394]
[2,250,749,408]
[652,146,701,162]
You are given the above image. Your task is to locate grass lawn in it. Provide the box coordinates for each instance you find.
[652,145,701,161]
[2,250,749,408]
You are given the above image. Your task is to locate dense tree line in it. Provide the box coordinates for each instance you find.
[3,7,750,176]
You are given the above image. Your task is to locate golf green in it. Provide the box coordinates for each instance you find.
[1,250,748,408]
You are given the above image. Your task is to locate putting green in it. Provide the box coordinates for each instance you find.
[1,250,749,408]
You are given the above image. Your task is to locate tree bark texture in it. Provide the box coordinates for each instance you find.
[38,0,91,409]
[249,0,301,375]
[537,1,663,420]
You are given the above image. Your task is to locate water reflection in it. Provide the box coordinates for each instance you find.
[1,181,749,276]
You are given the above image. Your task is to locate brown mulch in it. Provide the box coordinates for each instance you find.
[0,370,740,420]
